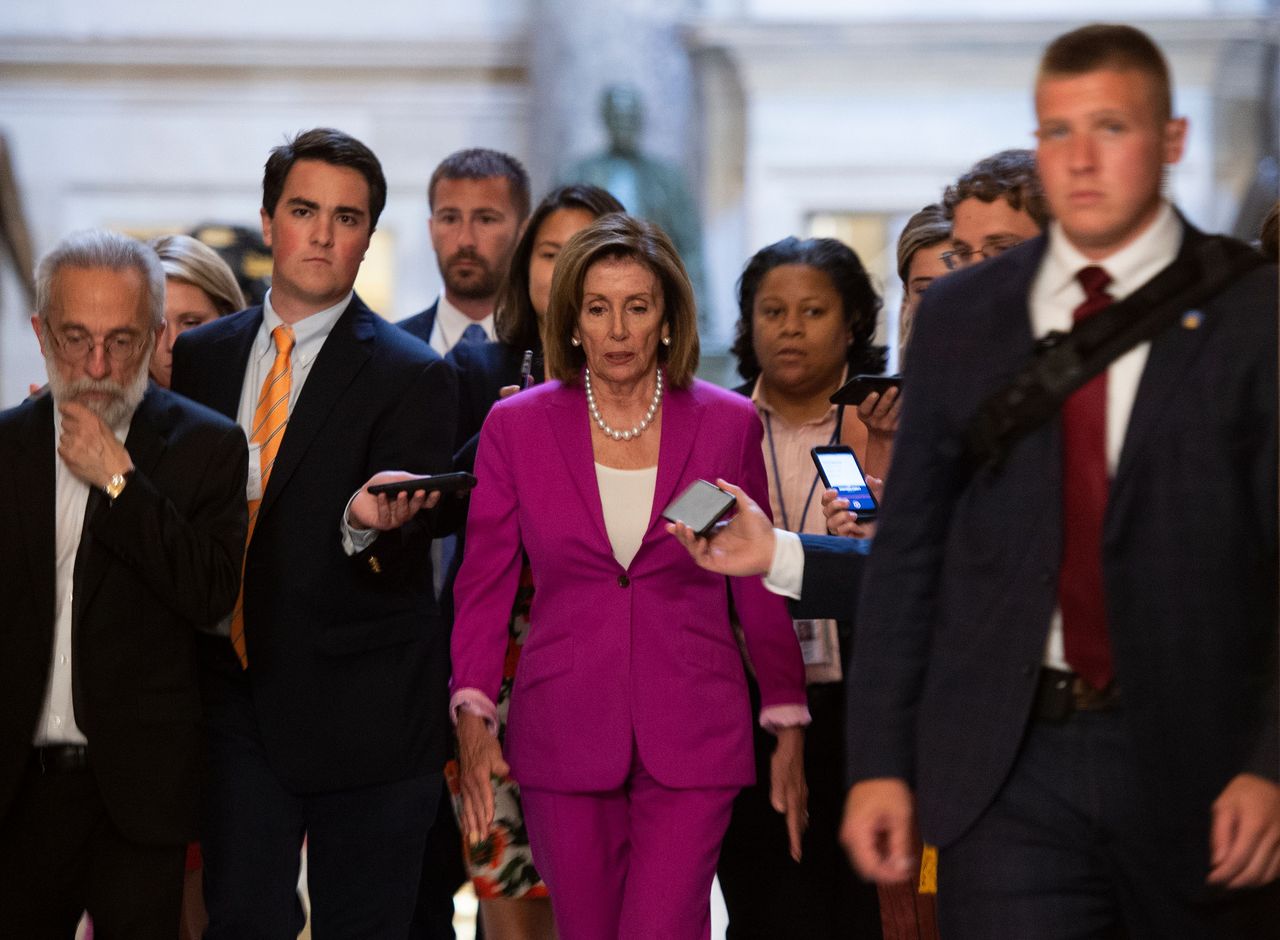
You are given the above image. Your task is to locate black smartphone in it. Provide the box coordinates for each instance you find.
[661,479,737,538]
[810,446,877,521]
[830,374,903,407]
[366,471,478,498]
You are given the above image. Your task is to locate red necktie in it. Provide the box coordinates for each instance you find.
[1059,265,1114,690]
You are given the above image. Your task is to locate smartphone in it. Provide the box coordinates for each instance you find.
[810,446,877,521]
[366,471,478,498]
[830,374,902,407]
[661,479,737,538]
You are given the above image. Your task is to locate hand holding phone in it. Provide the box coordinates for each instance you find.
[811,446,877,522]
[661,479,736,538]
[365,471,477,499]
[666,479,779,578]
[830,374,902,407]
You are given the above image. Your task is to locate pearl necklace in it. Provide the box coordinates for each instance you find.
[584,367,663,441]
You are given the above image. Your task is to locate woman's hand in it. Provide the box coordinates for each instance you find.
[857,388,900,480]
[857,386,901,437]
[770,726,809,862]
[820,483,880,539]
[455,711,510,845]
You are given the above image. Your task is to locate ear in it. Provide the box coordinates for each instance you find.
[31,313,47,355]
[260,207,274,248]
[1163,116,1188,166]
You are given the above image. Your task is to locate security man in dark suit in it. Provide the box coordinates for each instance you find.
[172,128,460,939]
[0,229,247,938]
[675,23,1280,939]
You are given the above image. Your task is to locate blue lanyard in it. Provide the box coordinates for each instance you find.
[762,411,839,534]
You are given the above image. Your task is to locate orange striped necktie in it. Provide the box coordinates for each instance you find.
[229,325,295,668]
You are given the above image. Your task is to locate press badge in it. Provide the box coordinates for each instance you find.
[795,618,842,683]
[246,442,263,501]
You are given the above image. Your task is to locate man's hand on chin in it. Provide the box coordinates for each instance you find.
[58,401,132,489]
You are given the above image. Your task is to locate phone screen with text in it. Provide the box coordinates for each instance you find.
[816,451,876,515]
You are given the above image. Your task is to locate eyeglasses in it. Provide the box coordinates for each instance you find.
[51,328,146,364]
[940,237,1025,271]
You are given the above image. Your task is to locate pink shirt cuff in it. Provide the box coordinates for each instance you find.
[449,688,500,735]
[759,704,812,733]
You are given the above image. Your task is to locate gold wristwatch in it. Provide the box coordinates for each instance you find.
[104,472,129,502]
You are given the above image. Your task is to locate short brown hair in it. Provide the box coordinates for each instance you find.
[428,148,531,222]
[262,128,386,231]
[1039,23,1173,122]
[543,214,699,388]
[942,149,1051,231]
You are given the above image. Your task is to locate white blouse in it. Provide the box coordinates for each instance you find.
[594,463,658,570]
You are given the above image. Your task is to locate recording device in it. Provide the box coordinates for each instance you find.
[661,480,737,538]
[830,374,902,407]
[810,446,877,521]
[366,471,478,498]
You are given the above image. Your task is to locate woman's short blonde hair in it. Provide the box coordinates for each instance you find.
[543,214,699,388]
[149,233,245,316]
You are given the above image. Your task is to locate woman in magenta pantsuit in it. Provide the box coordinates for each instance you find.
[451,215,810,940]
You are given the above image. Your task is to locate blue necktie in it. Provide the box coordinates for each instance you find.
[460,323,487,345]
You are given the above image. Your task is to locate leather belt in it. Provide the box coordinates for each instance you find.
[1032,667,1119,721]
[30,745,90,774]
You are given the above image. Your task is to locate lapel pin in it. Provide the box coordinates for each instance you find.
[1181,311,1203,330]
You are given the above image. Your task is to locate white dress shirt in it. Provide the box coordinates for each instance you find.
[765,202,1184,666]
[34,409,131,745]
[427,293,495,356]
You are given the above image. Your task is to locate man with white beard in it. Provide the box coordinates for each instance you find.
[0,229,248,939]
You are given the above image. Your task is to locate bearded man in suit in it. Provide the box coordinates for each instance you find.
[0,229,247,938]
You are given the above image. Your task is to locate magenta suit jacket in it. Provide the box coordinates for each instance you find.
[451,376,806,792]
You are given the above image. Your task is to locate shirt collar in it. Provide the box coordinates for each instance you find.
[750,367,847,427]
[260,289,352,366]
[1041,201,1182,303]
[435,293,494,343]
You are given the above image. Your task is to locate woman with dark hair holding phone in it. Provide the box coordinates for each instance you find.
[451,214,808,939]
[720,236,886,939]
[442,184,622,940]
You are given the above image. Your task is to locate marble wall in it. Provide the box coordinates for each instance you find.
[0,2,1275,403]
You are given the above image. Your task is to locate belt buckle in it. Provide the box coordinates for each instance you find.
[1070,676,1117,711]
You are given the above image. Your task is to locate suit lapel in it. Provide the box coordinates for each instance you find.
[14,396,57,633]
[645,383,701,540]
[1106,226,1211,538]
[75,386,173,614]
[546,380,611,550]
[204,309,261,420]
[257,297,373,521]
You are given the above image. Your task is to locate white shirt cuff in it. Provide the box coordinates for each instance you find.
[763,529,804,600]
[340,489,379,556]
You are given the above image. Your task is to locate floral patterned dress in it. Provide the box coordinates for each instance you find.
[445,561,549,899]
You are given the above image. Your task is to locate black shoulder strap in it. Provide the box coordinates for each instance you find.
[964,234,1266,472]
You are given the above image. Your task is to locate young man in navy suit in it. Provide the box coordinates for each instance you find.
[172,128,460,939]
[677,23,1280,938]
